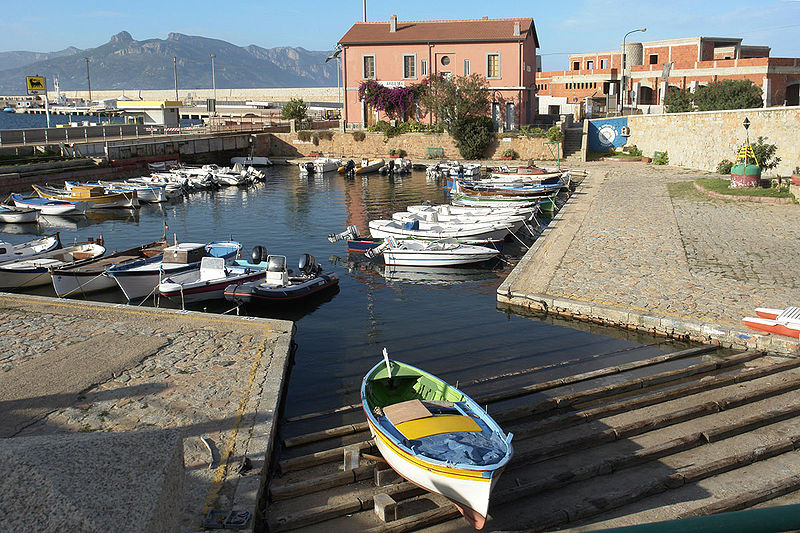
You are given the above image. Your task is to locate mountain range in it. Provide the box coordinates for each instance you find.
[0,32,337,94]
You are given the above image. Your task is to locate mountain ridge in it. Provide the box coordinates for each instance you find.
[0,32,337,94]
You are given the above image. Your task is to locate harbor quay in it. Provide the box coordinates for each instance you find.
[499,160,800,355]
[0,293,294,532]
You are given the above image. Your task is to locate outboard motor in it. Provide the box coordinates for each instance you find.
[251,245,268,264]
[387,159,395,174]
[302,162,314,174]
[344,159,356,174]
[298,254,321,276]
[327,225,360,243]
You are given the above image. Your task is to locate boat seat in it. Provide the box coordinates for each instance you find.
[383,399,432,426]
[199,257,226,282]
[395,414,481,440]
[778,307,800,324]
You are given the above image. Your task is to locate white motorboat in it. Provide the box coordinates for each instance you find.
[366,237,501,266]
[391,211,528,234]
[51,240,169,297]
[355,158,385,175]
[406,203,538,219]
[231,156,272,167]
[0,242,106,290]
[299,157,343,174]
[106,241,241,301]
[379,158,412,175]
[0,205,39,224]
[368,218,513,242]
[158,256,267,304]
[11,193,89,216]
[0,234,61,264]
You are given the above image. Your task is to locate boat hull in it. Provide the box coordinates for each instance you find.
[346,238,503,254]
[368,222,511,242]
[383,249,499,267]
[224,273,338,304]
[52,271,117,297]
[159,270,266,303]
[743,317,800,338]
[0,208,38,223]
[11,195,88,215]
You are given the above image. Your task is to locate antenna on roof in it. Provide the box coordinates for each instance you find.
[362,0,367,22]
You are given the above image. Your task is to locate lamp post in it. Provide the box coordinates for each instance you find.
[620,27,646,115]
[173,56,179,102]
[326,46,342,125]
[84,57,92,104]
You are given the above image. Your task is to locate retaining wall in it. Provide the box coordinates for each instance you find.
[626,106,800,176]
[259,131,559,161]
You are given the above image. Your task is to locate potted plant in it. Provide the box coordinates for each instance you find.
[792,166,800,186]
[500,148,518,160]
[389,149,399,158]
[397,148,407,158]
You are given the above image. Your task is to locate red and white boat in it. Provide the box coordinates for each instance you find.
[742,307,800,338]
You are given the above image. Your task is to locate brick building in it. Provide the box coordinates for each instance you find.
[337,16,539,130]
[535,36,800,117]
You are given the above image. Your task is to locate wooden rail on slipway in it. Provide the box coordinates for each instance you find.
[263,346,800,532]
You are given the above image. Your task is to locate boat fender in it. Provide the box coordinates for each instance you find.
[251,246,268,264]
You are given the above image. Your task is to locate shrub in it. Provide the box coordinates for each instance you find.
[529,127,547,138]
[452,115,494,160]
[750,136,780,171]
[627,145,642,157]
[664,87,694,113]
[311,134,319,146]
[546,126,563,142]
[317,130,333,141]
[501,148,519,159]
[653,151,669,165]
[716,159,734,174]
[297,130,312,142]
[397,148,407,157]
[281,98,308,121]
[352,131,366,142]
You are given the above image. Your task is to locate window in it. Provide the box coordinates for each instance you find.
[487,53,500,78]
[363,55,375,79]
[573,61,580,70]
[600,59,607,69]
[586,60,594,69]
[403,54,416,79]
[464,59,470,75]
[420,59,427,77]
[649,54,658,65]
[441,55,450,66]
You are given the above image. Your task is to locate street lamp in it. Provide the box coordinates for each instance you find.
[326,45,343,126]
[210,54,217,104]
[620,27,646,114]
[84,57,92,104]
[173,56,179,102]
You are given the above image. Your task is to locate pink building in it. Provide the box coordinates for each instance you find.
[338,16,539,130]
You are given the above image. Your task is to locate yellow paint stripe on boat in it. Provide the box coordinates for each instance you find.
[370,420,490,482]
[396,415,481,440]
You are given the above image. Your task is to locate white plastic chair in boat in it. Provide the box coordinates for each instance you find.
[264,256,288,286]
[199,257,226,282]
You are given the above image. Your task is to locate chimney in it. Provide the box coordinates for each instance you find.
[482,16,488,20]
[390,14,397,32]
[513,22,521,37]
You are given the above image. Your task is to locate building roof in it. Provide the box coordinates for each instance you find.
[339,17,538,47]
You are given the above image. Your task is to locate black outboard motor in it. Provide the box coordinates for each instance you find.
[387,159,395,174]
[302,162,314,174]
[344,159,356,174]
[251,245,268,264]
[298,254,321,276]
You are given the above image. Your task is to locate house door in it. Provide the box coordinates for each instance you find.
[364,104,377,127]
[491,102,501,131]
[505,102,516,131]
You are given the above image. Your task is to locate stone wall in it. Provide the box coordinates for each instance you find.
[259,131,558,161]
[626,106,800,176]
[54,87,339,104]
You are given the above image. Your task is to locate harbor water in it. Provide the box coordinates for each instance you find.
[0,164,686,426]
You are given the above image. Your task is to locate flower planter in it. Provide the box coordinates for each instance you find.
[500,156,514,160]
[389,154,400,159]
[792,175,800,186]
[308,152,322,157]
[641,157,651,163]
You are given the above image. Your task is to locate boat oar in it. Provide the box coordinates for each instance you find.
[382,348,392,378]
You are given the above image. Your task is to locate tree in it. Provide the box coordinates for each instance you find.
[358,80,426,120]
[451,116,494,160]
[418,74,490,134]
[664,87,694,113]
[281,98,307,121]
[692,80,762,111]
[750,136,781,171]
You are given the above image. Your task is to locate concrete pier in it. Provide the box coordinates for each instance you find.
[0,294,295,532]
[498,161,800,354]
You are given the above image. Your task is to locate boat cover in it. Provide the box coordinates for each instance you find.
[408,425,507,466]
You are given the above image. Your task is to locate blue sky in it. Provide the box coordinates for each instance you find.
[1,0,798,70]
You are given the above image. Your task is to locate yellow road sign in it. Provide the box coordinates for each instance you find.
[26,76,46,94]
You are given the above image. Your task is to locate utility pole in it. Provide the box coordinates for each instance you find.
[210,54,217,104]
[173,56,179,101]
[362,0,366,21]
[84,57,92,104]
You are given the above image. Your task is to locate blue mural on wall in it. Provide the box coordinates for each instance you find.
[587,117,629,152]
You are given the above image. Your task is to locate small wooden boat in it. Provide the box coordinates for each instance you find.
[51,240,169,297]
[158,255,267,304]
[391,211,528,234]
[366,237,501,266]
[0,234,62,264]
[355,158,385,175]
[34,184,139,209]
[406,203,538,219]
[0,205,39,224]
[328,225,504,253]
[368,218,513,242]
[362,352,513,529]
[97,181,168,203]
[11,193,89,216]
[223,254,338,305]
[0,242,106,290]
[743,307,800,338]
[106,241,241,301]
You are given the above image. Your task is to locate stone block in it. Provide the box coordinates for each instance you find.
[373,492,397,522]
[0,429,184,533]
[374,463,401,486]
[344,444,360,471]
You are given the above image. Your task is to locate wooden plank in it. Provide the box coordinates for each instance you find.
[269,464,374,501]
[282,421,369,448]
[279,440,374,474]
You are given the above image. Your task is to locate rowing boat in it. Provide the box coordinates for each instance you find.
[743,306,800,338]
[362,351,513,529]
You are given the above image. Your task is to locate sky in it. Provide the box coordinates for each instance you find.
[1,0,798,71]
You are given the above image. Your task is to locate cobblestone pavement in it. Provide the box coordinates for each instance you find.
[0,295,294,532]
[501,161,800,351]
